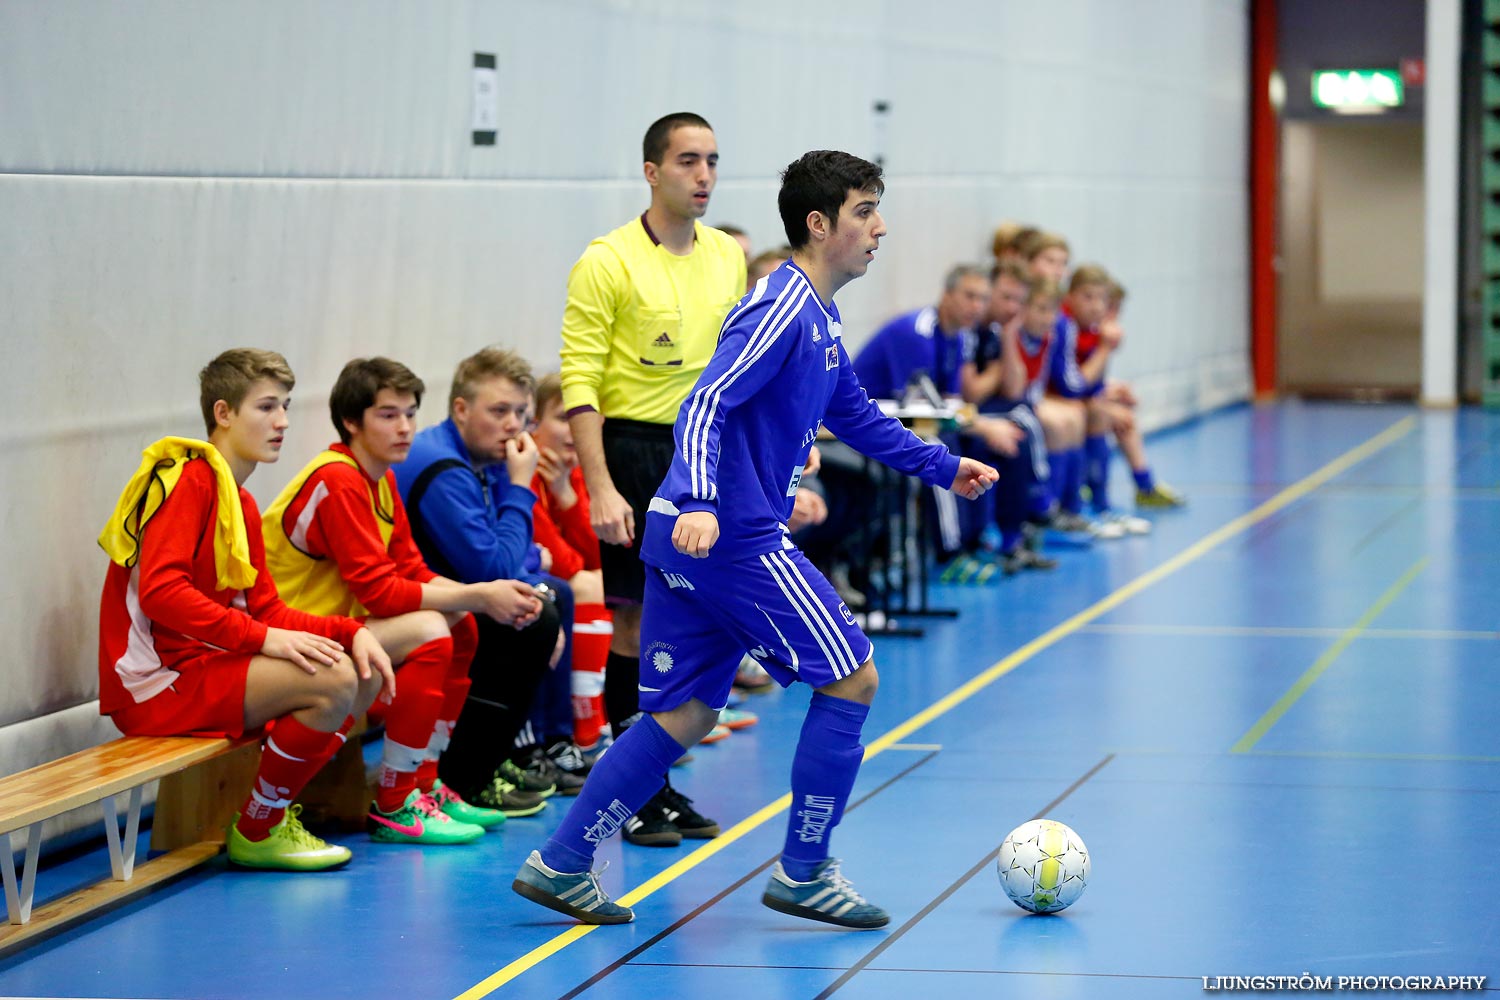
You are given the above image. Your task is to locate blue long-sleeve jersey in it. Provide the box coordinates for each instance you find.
[642,261,960,571]
[392,417,541,584]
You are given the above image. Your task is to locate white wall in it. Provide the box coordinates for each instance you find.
[0,0,1249,798]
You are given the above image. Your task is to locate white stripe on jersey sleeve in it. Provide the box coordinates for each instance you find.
[681,272,811,502]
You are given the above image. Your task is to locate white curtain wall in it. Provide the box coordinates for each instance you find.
[0,0,1249,838]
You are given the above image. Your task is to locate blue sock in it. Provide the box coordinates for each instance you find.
[781,692,869,882]
[1084,435,1111,514]
[999,527,1023,554]
[540,713,684,873]
[1133,467,1155,492]
[1059,447,1085,515]
[1047,450,1067,497]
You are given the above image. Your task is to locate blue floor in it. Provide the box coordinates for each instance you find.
[3,400,1498,999]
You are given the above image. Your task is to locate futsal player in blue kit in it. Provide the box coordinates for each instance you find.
[513,150,998,928]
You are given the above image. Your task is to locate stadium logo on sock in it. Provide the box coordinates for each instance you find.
[583,800,632,845]
[795,794,837,844]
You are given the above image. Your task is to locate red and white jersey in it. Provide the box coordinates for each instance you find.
[98,458,362,715]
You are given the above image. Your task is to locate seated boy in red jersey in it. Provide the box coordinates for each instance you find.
[528,373,613,756]
[97,349,395,871]
[1046,265,1132,539]
[1096,280,1187,510]
[263,357,548,843]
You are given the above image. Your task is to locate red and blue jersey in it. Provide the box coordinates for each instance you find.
[1048,306,1105,399]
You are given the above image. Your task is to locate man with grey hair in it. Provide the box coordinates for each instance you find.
[853,266,1024,561]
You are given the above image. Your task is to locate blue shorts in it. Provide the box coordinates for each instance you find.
[638,546,874,713]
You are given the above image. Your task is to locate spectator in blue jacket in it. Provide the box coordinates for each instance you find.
[394,347,565,817]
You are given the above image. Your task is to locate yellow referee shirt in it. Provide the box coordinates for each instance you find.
[559,215,747,425]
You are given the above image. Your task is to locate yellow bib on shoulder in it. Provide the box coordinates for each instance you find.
[262,451,395,618]
[98,437,257,591]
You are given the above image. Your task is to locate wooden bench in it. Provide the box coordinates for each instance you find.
[0,728,373,955]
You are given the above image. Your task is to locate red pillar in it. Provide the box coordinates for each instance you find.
[1250,0,1279,396]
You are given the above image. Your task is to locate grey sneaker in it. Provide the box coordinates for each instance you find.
[512,850,634,924]
[1001,546,1059,575]
[1100,510,1152,535]
[521,747,584,797]
[762,859,890,929]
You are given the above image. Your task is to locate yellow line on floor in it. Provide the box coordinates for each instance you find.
[455,414,1415,1000]
[1230,557,1428,754]
[1246,748,1500,764]
[1082,623,1494,641]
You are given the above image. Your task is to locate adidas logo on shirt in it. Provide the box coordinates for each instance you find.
[811,323,822,342]
[654,332,673,346]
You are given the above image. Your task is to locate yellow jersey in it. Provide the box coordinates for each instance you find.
[559,216,747,424]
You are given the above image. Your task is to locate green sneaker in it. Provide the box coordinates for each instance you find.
[367,789,485,845]
[429,779,505,830]
[1136,481,1187,509]
[498,757,556,798]
[227,806,352,871]
[472,771,548,818]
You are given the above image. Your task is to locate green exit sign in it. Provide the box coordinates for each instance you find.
[1312,69,1404,110]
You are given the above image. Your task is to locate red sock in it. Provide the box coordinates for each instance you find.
[237,715,342,840]
[375,636,450,813]
[419,615,476,792]
[571,604,612,749]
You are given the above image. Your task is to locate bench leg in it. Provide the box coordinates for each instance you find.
[2,825,42,925]
[102,786,144,881]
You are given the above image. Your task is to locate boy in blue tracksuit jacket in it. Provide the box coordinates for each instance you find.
[396,416,541,585]
[514,150,998,929]
[394,352,562,813]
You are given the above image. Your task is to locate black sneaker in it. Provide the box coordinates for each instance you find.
[658,783,719,839]
[623,795,681,847]
[545,740,593,778]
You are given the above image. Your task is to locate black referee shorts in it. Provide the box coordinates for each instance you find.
[600,418,675,606]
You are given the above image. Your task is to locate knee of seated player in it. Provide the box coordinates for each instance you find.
[569,568,604,606]
[1057,409,1083,446]
[298,656,362,726]
[818,657,878,706]
[364,609,449,663]
[1110,405,1136,435]
[1085,397,1111,435]
[1039,419,1068,453]
[350,656,385,716]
